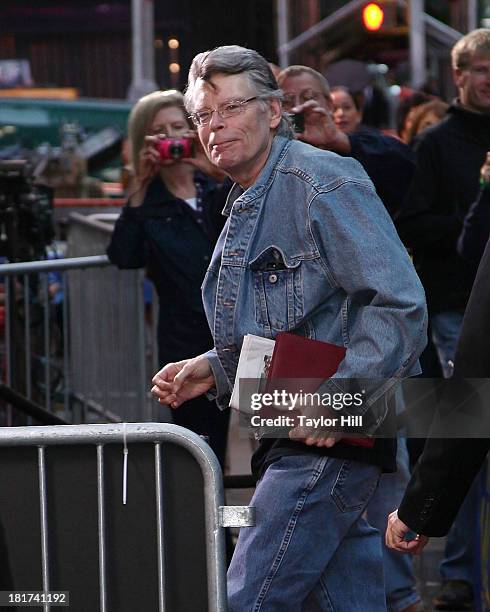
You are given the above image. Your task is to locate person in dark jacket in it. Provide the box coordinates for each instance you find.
[385,235,490,547]
[457,151,490,264]
[277,65,415,219]
[107,89,230,466]
[393,28,490,610]
[395,30,490,375]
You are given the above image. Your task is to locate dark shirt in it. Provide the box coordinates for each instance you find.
[106,173,228,362]
[348,129,415,218]
[395,104,490,312]
[457,185,490,264]
[252,435,397,481]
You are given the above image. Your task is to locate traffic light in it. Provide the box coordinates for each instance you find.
[362,3,385,31]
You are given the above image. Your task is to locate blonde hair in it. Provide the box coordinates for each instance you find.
[128,90,191,176]
[451,28,490,70]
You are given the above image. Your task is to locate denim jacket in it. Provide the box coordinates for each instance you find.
[203,136,427,431]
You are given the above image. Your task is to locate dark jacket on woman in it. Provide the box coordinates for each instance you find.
[395,104,490,313]
[107,173,228,363]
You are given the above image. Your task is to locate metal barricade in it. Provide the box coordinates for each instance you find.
[66,212,116,258]
[66,212,160,420]
[0,253,160,424]
[0,423,254,611]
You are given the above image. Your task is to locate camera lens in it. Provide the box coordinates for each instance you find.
[169,143,184,159]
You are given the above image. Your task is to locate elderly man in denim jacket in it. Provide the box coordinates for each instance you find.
[151,45,427,612]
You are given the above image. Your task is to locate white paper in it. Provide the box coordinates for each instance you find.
[229,334,275,412]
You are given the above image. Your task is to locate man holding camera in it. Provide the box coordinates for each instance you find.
[151,45,427,611]
[277,65,415,219]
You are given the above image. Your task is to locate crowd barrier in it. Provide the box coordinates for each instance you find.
[0,211,162,424]
[0,423,254,611]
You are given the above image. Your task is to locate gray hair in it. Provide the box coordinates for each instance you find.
[452,28,490,70]
[277,65,331,99]
[184,45,293,138]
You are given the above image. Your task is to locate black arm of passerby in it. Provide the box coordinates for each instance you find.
[453,236,490,378]
[457,186,490,264]
[395,135,462,250]
[398,436,488,536]
[348,131,415,218]
[398,237,490,536]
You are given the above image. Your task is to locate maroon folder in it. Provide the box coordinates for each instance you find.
[267,332,374,448]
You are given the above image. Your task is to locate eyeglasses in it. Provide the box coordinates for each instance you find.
[282,89,324,110]
[189,96,259,126]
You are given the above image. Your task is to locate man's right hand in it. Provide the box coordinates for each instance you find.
[292,100,351,155]
[151,355,216,408]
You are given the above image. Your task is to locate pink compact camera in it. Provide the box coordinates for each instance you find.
[155,137,195,160]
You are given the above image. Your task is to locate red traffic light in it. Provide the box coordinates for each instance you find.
[362,3,385,31]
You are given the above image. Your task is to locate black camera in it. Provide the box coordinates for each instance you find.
[288,112,305,134]
[0,160,54,262]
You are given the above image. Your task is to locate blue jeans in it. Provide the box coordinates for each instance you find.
[228,453,385,611]
[367,438,420,611]
[431,310,478,583]
[440,473,480,583]
[431,310,464,379]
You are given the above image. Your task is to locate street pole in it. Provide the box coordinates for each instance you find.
[127,0,158,102]
[277,0,290,69]
[467,0,477,31]
[409,0,427,89]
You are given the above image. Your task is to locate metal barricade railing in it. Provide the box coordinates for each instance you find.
[0,252,160,424]
[66,212,160,415]
[0,423,254,612]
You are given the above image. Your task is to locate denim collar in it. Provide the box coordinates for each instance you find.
[222,135,292,216]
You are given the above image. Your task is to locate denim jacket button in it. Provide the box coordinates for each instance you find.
[268,273,278,283]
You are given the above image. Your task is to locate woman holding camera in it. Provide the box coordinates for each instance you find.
[107,90,230,466]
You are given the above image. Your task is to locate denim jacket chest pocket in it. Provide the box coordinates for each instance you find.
[249,245,304,333]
